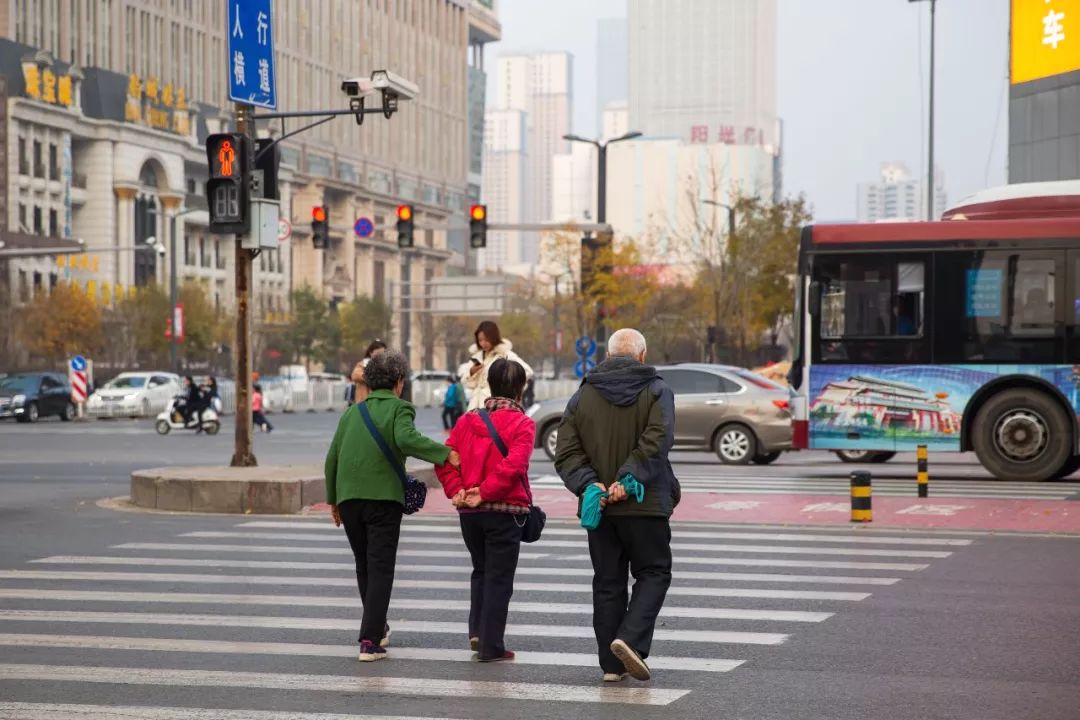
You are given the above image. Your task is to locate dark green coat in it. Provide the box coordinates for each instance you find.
[324,389,450,506]
[555,357,680,518]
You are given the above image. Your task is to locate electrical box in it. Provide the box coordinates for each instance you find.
[242,199,280,250]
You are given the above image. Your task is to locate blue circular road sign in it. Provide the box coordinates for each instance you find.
[575,336,597,357]
[574,359,597,379]
[71,355,87,372]
[354,216,375,239]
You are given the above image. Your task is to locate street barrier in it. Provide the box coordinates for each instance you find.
[850,471,872,523]
[917,444,929,497]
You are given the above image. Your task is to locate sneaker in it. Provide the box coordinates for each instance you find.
[380,625,392,649]
[603,672,629,683]
[469,636,479,652]
[610,639,650,681]
[478,650,515,663]
[357,640,387,662]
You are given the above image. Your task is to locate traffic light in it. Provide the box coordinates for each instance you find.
[396,204,415,248]
[205,133,250,234]
[311,206,329,249]
[469,204,487,249]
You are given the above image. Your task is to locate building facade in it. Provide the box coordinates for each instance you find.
[1,0,500,372]
[856,163,947,223]
[478,108,526,273]
[628,0,777,148]
[1008,0,1080,182]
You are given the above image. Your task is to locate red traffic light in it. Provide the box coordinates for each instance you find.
[470,204,487,222]
[397,205,414,222]
[312,206,327,223]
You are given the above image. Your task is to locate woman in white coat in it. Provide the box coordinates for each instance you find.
[463,320,534,411]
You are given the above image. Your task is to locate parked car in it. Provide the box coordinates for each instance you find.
[528,364,793,464]
[0,372,75,423]
[86,372,181,418]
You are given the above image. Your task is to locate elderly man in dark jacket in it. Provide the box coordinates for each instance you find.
[554,328,679,683]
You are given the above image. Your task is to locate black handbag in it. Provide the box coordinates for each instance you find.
[478,409,546,543]
[358,401,427,515]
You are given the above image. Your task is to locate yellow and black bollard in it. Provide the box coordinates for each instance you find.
[850,471,872,523]
[917,444,929,498]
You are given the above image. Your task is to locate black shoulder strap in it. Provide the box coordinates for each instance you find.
[357,401,408,485]
[477,409,509,457]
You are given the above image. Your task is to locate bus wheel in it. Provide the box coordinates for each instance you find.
[972,389,1072,482]
[1054,455,1080,480]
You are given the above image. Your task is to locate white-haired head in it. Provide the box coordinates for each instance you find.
[607,328,647,361]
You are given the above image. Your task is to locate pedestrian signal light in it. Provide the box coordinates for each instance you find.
[396,204,415,248]
[469,204,488,249]
[205,133,250,234]
[311,205,329,249]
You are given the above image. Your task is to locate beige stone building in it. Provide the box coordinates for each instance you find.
[0,0,501,371]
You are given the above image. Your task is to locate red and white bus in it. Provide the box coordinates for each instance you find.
[790,190,1080,481]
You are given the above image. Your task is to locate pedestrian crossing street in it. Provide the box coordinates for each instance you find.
[528,473,1080,501]
[0,513,978,719]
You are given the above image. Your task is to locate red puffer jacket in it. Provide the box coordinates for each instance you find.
[436,409,535,508]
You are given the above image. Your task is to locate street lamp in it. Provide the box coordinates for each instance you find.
[562,130,643,359]
[909,0,937,221]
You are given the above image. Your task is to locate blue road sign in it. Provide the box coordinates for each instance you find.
[70,355,86,372]
[354,217,375,239]
[228,0,277,109]
[575,335,597,358]
[574,359,597,379]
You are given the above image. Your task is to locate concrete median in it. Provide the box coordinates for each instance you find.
[130,464,441,514]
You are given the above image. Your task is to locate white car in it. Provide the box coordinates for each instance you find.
[87,372,181,418]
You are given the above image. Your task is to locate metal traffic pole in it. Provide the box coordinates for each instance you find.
[231,102,256,468]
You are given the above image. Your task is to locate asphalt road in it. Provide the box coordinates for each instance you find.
[1,411,1079,719]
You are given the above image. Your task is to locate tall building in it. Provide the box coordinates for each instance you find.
[484,51,571,271]
[628,0,777,147]
[1009,0,1080,182]
[596,18,628,137]
[551,140,595,224]
[857,163,947,223]
[479,109,527,273]
[0,0,499,371]
[602,100,630,142]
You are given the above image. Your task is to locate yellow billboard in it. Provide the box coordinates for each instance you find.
[1013,0,1080,83]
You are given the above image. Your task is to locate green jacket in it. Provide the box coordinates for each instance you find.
[555,357,680,518]
[324,389,450,507]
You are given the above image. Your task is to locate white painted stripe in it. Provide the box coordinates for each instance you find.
[0,611,788,645]
[0,569,868,600]
[30,554,904,580]
[0,664,690,706]
[0,701,450,720]
[181,531,952,558]
[239,521,973,546]
[528,476,1080,491]
[1,583,831,622]
[524,484,1073,500]
[0,634,744,673]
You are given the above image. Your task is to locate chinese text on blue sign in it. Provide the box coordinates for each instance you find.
[228,0,276,109]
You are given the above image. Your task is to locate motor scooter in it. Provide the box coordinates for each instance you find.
[155,395,221,435]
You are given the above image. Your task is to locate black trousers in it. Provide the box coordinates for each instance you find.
[586,515,673,674]
[339,499,403,644]
[252,410,272,430]
[459,511,522,659]
[441,407,458,430]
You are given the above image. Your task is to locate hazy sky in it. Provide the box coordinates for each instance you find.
[487,0,1010,221]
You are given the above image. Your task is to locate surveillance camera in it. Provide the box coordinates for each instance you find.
[341,77,376,98]
[370,70,418,102]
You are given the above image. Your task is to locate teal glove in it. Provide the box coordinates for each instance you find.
[580,484,608,530]
[619,474,645,503]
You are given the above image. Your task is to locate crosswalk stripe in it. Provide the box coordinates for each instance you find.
[525,484,1073,499]
[238,521,974,546]
[1,583,833,622]
[0,634,745,673]
[180,532,952,558]
[0,701,454,720]
[0,611,789,645]
[38,552,924,574]
[0,664,691,706]
[0,569,868,600]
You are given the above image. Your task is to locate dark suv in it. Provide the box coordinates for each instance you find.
[0,372,75,423]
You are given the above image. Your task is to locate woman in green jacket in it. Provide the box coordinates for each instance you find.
[325,350,459,662]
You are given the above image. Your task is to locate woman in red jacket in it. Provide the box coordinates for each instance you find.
[436,358,535,662]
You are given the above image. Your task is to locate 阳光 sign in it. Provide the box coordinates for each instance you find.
[1012,0,1080,84]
